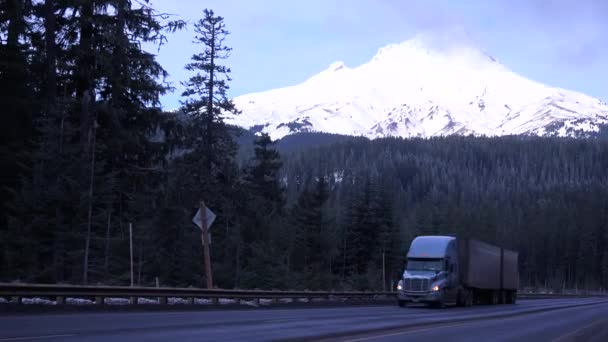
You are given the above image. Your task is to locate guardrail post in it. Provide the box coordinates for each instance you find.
[95,296,103,305]
[11,296,21,304]
[56,296,65,305]
[254,298,260,305]
[159,296,167,305]
[187,297,194,305]
[129,296,136,305]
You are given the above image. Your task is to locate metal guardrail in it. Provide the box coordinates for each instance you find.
[0,283,396,305]
[0,283,604,306]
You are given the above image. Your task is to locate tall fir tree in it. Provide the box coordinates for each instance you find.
[240,133,286,288]
[290,175,333,289]
[180,8,238,182]
[0,0,34,239]
[151,8,241,288]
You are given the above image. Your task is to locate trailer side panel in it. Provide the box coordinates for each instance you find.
[501,248,519,290]
[462,239,502,289]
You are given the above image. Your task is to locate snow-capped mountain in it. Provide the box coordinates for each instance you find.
[227,33,608,140]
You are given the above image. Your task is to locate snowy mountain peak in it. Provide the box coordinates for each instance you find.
[306,61,350,83]
[327,61,347,71]
[228,35,608,140]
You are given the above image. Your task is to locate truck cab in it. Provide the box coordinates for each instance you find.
[397,235,518,308]
[397,236,459,307]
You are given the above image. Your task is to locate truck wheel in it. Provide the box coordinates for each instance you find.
[456,290,466,307]
[465,291,473,307]
[398,300,407,308]
[432,301,445,309]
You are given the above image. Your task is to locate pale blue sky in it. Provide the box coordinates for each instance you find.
[152,0,608,109]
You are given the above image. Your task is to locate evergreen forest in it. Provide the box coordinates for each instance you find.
[1,1,607,293]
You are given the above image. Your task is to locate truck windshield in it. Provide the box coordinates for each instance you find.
[407,258,444,271]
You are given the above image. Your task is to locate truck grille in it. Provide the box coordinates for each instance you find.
[403,278,430,292]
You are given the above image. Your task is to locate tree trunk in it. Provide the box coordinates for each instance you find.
[103,209,112,280]
[342,227,348,281]
[205,24,216,175]
[111,0,127,106]
[43,0,57,113]
[78,0,95,285]
[5,0,24,48]
[234,241,240,288]
[77,0,94,152]
[137,240,143,285]
[83,116,97,284]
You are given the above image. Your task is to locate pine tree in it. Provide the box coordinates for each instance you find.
[290,175,333,289]
[343,175,379,289]
[239,133,286,288]
[375,183,399,291]
[158,8,242,288]
[181,8,238,179]
[0,0,34,235]
[2,0,186,285]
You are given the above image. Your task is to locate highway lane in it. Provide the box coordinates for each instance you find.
[336,300,608,342]
[0,298,606,341]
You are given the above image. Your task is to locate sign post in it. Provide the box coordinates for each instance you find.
[129,223,134,287]
[195,201,215,289]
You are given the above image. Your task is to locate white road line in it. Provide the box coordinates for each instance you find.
[551,319,603,342]
[342,322,469,342]
[0,335,75,341]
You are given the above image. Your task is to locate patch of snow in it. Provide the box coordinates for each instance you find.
[333,171,344,184]
[240,300,258,307]
[66,298,94,305]
[137,298,159,305]
[104,297,129,305]
[219,298,237,305]
[259,299,273,305]
[279,298,293,303]
[0,297,8,304]
[22,297,56,305]
[194,298,213,305]
[297,298,309,303]
[168,297,188,305]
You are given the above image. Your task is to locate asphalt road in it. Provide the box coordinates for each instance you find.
[1,298,607,341]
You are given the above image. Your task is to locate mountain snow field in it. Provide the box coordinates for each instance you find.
[227,33,608,140]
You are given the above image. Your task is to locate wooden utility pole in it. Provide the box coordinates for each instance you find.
[129,222,134,287]
[382,251,386,292]
[200,201,213,289]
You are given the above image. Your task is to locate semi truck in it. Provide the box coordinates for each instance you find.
[397,236,518,308]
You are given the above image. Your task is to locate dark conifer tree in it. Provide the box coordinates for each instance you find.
[0,0,34,236]
[181,8,238,180]
[290,175,333,289]
[239,133,286,288]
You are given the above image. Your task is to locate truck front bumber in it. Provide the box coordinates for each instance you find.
[398,290,442,303]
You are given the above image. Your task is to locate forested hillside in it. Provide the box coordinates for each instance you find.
[281,136,608,291]
[1,1,606,293]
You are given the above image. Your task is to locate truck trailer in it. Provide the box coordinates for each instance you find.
[397,236,518,308]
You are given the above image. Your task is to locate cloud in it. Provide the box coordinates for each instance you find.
[485,0,608,66]
[151,0,608,106]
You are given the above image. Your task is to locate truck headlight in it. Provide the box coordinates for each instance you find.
[431,285,440,292]
[397,280,403,291]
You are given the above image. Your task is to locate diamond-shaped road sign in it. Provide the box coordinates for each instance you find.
[192,206,216,244]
